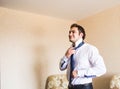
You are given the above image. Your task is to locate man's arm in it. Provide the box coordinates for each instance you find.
[59,56,69,71]
[60,47,75,71]
[73,46,106,78]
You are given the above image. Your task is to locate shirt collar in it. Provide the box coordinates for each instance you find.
[74,38,83,47]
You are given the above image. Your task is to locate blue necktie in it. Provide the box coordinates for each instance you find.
[69,41,84,83]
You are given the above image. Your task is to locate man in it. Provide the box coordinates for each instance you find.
[59,23,106,89]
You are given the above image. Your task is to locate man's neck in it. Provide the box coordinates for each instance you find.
[74,38,83,47]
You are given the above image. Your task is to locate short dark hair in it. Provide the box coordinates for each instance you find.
[70,23,86,40]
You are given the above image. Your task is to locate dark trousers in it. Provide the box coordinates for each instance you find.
[68,83,93,89]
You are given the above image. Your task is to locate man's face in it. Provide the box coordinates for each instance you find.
[69,27,82,43]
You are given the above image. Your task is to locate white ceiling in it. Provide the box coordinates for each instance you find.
[0,0,120,21]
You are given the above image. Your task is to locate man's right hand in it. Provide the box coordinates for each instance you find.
[65,47,75,58]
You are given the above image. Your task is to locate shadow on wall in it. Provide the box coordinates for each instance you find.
[33,46,48,89]
[93,74,113,89]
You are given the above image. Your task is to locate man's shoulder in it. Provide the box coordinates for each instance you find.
[84,42,95,47]
[84,42,98,51]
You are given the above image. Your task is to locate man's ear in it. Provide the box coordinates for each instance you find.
[80,32,83,37]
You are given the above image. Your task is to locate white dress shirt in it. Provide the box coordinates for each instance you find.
[60,39,106,85]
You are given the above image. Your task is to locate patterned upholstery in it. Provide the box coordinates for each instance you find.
[110,74,120,89]
[46,74,68,89]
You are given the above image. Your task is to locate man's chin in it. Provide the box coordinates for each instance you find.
[69,39,74,43]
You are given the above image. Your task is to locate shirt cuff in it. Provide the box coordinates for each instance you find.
[62,56,69,62]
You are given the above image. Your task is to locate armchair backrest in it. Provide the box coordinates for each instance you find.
[46,74,68,89]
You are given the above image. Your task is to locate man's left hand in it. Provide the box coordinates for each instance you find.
[72,70,78,78]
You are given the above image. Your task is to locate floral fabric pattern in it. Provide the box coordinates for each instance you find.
[46,74,68,89]
[110,74,120,89]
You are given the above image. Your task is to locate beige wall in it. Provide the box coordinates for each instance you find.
[1,5,120,89]
[77,5,120,89]
[0,7,74,89]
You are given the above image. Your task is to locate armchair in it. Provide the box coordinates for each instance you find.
[110,74,120,89]
[46,74,68,89]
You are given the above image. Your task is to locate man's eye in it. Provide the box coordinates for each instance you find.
[72,31,75,33]
[69,31,75,34]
